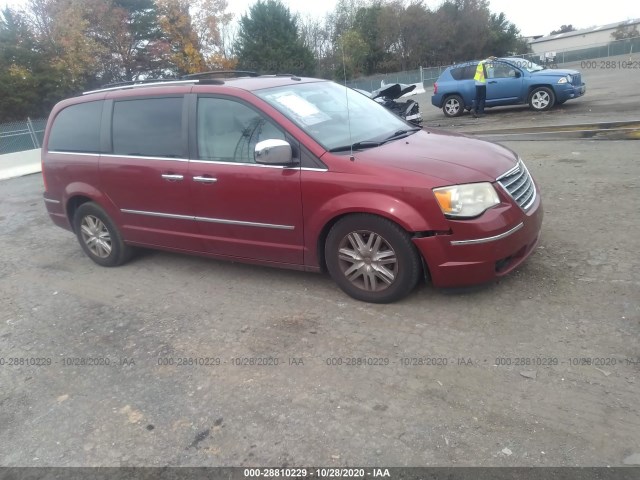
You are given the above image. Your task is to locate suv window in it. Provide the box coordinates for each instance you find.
[490,62,518,79]
[449,67,465,81]
[450,65,477,80]
[197,97,284,164]
[112,97,183,158]
[48,101,103,153]
[463,64,477,79]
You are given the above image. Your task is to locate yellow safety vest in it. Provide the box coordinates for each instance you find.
[474,61,486,83]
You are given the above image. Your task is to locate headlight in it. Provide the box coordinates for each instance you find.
[433,182,499,218]
[557,75,571,84]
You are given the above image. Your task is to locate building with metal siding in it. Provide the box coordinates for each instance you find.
[529,19,640,56]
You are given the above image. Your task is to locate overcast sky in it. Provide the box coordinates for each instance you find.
[2,0,638,37]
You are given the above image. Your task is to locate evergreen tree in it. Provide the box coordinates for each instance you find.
[235,0,316,75]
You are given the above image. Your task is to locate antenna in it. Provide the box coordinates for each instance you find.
[341,41,355,161]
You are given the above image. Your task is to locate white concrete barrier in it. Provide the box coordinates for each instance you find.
[0,149,42,181]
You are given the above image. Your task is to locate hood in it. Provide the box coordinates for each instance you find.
[531,68,580,77]
[372,83,416,100]
[351,129,518,184]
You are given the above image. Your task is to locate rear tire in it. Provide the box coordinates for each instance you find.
[73,202,133,267]
[442,95,464,117]
[325,214,422,303]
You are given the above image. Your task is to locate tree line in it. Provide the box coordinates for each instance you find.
[0,0,528,122]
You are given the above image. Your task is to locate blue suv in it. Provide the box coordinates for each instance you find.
[431,57,586,117]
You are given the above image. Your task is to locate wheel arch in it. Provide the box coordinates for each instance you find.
[527,83,555,98]
[311,196,438,272]
[442,92,466,104]
[63,183,119,233]
[66,195,93,232]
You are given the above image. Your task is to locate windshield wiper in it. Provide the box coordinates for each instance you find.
[383,128,421,142]
[328,140,382,153]
[328,128,421,152]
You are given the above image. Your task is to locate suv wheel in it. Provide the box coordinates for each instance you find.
[529,87,555,111]
[442,95,464,117]
[73,202,133,267]
[325,214,422,303]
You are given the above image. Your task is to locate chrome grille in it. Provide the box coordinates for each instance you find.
[497,160,536,210]
[571,73,582,86]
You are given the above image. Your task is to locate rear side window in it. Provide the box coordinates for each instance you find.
[449,67,465,80]
[463,64,477,79]
[112,97,183,158]
[449,65,476,80]
[48,101,103,153]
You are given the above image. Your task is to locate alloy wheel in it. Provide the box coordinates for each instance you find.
[444,98,460,116]
[80,215,112,258]
[337,230,398,292]
[531,91,550,109]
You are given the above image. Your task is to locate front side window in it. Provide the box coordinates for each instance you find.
[112,97,183,158]
[48,101,103,153]
[256,81,409,151]
[197,97,285,163]
[491,62,518,78]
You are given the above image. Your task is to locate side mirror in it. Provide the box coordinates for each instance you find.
[515,71,522,78]
[254,139,293,165]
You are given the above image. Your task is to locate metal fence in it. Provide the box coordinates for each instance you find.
[347,35,640,93]
[511,35,640,65]
[0,118,47,155]
[346,66,447,92]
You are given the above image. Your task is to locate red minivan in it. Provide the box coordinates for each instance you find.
[42,75,543,303]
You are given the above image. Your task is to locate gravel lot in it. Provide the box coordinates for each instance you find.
[0,58,639,468]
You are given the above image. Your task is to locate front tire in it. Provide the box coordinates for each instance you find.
[73,202,133,267]
[442,95,464,117]
[529,87,555,111]
[325,214,422,303]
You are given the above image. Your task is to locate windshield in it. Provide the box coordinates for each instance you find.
[255,81,410,151]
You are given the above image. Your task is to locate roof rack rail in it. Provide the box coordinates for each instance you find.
[181,70,259,79]
[101,78,180,89]
[272,73,302,81]
[82,69,295,96]
[83,79,199,96]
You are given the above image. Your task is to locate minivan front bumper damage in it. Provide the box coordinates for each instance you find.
[413,195,543,288]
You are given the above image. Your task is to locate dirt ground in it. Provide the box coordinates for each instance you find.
[0,59,639,468]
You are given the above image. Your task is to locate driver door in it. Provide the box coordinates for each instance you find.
[188,96,304,266]
[486,62,524,105]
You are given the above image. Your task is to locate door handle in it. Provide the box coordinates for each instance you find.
[488,81,497,84]
[161,173,184,181]
[193,176,217,184]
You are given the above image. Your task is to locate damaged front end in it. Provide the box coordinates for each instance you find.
[370,83,423,125]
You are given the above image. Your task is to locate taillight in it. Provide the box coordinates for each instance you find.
[433,83,438,94]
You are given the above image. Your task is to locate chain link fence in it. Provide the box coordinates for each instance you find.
[346,66,447,92]
[0,118,47,155]
[347,36,640,93]
[511,35,640,65]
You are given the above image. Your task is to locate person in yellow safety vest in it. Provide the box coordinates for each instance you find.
[472,56,496,118]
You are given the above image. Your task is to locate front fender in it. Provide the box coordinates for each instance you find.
[304,191,444,268]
